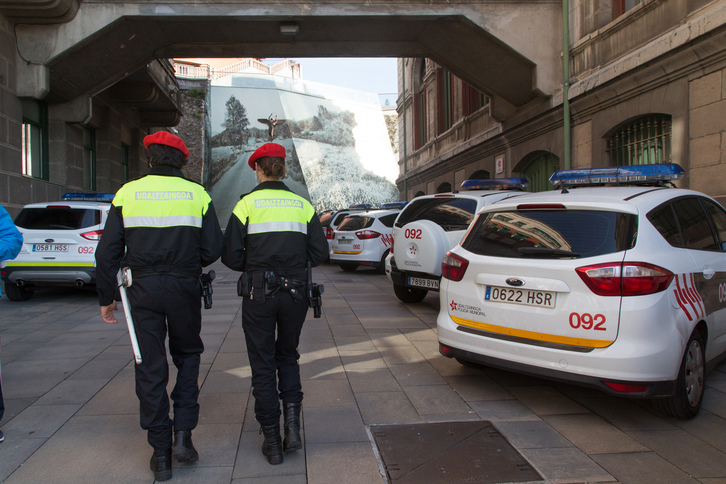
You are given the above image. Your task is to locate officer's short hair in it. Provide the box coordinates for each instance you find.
[146,144,187,169]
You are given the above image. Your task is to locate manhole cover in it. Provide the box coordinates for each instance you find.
[371,421,542,484]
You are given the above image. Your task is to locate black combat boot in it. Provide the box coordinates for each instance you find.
[172,429,199,462]
[150,449,172,481]
[260,424,284,465]
[283,403,302,451]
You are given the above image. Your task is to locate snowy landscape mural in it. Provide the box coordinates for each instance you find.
[208,75,398,226]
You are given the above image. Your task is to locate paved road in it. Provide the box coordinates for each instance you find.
[1,261,725,483]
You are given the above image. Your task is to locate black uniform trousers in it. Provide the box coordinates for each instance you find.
[127,274,204,452]
[242,291,308,426]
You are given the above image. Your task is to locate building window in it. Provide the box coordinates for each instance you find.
[437,68,454,134]
[606,115,671,166]
[469,170,490,180]
[21,100,49,180]
[121,143,129,181]
[613,0,643,17]
[83,126,96,191]
[436,182,452,193]
[462,82,488,117]
[413,59,427,150]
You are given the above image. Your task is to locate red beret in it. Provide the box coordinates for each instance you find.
[143,131,189,159]
[248,143,286,170]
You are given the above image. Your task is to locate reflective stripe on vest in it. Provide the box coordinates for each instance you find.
[123,215,202,228]
[114,175,211,228]
[248,221,307,234]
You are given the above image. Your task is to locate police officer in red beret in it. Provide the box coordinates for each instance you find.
[222,143,328,465]
[95,131,223,481]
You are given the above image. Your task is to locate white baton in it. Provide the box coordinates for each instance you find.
[117,268,142,364]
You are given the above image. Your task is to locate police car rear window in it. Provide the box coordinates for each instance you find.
[461,210,637,258]
[14,207,101,230]
[395,198,478,231]
[337,216,373,232]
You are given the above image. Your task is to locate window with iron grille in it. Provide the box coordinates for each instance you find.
[606,115,671,166]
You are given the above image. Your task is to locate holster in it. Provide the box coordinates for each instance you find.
[237,271,278,303]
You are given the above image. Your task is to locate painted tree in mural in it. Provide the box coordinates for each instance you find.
[221,95,250,146]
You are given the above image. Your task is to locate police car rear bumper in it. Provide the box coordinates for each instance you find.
[2,266,95,286]
[389,262,441,292]
[439,343,678,398]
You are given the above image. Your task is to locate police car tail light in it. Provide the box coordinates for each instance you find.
[325,226,334,239]
[442,252,469,282]
[81,230,103,241]
[356,230,381,239]
[576,262,673,296]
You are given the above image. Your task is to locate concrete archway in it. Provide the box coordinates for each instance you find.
[11,2,561,115]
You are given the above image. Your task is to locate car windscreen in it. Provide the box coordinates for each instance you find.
[394,197,478,231]
[15,207,101,230]
[461,209,637,259]
[337,216,373,231]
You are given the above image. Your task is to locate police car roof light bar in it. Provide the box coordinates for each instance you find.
[549,163,685,187]
[62,192,116,202]
[349,203,373,209]
[461,178,529,191]
[380,201,408,209]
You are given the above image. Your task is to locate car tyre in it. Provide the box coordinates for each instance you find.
[652,330,705,419]
[339,263,358,272]
[393,283,427,303]
[4,282,34,301]
[378,250,390,275]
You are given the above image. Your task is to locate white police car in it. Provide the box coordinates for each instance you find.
[388,179,529,303]
[322,204,374,258]
[330,205,405,273]
[1,193,114,301]
[437,164,726,418]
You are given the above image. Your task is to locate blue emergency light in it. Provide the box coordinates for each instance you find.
[62,192,116,202]
[349,203,373,209]
[461,178,529,191]
[380,201,408,209]
[549,163,685,188]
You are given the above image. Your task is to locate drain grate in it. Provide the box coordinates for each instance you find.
[370,421,542,484]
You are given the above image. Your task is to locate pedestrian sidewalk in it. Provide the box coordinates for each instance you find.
[1,261,726,483]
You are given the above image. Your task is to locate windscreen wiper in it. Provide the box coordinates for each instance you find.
[517,247,580,258]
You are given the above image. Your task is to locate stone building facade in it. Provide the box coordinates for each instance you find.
[397,0,726,207]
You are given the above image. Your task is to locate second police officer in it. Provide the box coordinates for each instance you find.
[221,142,328,465]
[95,131,223,481]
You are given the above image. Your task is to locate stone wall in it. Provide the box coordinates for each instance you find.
[689,68,726,206]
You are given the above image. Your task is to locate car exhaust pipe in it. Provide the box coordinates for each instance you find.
[75,280,85,287]
[16,280,25,287]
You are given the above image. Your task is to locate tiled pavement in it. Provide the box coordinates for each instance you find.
[1,260,726,483]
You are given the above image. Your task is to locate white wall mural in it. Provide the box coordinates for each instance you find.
[209,75,398,226]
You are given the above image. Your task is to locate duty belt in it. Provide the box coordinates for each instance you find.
[130,265,200,278]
